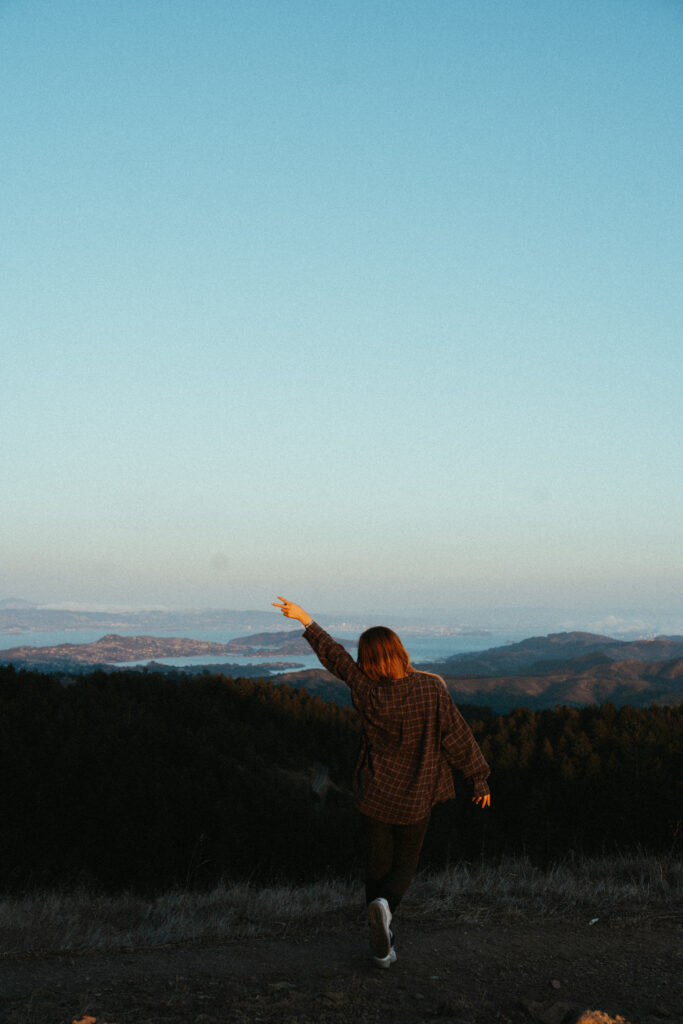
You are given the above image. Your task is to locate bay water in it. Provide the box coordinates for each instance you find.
[0,626,525,673]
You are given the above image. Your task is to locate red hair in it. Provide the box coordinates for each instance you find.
[356,626,413,682]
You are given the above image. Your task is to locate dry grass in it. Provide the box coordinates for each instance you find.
[408,852,682,924]
[0,879,355,956]
[1,854,680,956]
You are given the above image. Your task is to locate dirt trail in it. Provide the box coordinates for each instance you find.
[1,914,681,1024]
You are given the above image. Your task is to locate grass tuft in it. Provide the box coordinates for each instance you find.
[0,854,679,956]
[407,851,682,924]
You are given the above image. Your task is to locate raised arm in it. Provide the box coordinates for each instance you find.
[272,596,367,691]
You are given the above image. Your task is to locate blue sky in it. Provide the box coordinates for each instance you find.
[2,0,682,630]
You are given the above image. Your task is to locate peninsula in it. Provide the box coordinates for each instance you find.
[0,630,310,667]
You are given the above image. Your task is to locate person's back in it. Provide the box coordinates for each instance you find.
[272,596,490,968]
[351,668,473,825]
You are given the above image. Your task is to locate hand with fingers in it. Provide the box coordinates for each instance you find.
[472,794,491,808]
[272,596,313,627]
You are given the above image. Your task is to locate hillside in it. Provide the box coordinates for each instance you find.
[439,657,683,712]
[275,656,683,712]
[424,631,683,675]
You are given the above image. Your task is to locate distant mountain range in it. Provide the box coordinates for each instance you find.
[273,631,683,711]
[274,663,683,713]
[413,630,683,710]
[0,598,37,610]
[1,626,681,711]
[419,630,683,674]
[0,605,288,634]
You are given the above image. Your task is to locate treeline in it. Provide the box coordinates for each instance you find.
[1,664,680,894]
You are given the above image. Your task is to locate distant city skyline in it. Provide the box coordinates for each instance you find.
[2,2,681,628]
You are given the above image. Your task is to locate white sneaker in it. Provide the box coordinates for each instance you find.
[373,947,397,969]
[367,897,392,959]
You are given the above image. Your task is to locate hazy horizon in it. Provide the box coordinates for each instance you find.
[2,593,682,639]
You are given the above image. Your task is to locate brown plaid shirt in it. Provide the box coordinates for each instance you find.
[304,622,490,824]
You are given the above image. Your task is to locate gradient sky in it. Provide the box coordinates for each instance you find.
[2,1,682,630]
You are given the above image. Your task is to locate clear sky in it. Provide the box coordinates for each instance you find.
[2,0,682,631]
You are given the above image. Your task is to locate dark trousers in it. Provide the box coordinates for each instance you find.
[362,813,431,913]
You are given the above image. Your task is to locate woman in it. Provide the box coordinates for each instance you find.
[272,596,491,968]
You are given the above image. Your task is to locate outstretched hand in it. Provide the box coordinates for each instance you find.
[272,596,312,627]
[472,794,491,808]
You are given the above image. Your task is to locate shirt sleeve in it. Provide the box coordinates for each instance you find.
[303,621,369,692]
[440,691,490,798]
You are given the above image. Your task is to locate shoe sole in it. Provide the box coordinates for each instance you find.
[368,901,391,959]
[373,948,397,969]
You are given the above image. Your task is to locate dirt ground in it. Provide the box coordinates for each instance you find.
[1,910,681,1024]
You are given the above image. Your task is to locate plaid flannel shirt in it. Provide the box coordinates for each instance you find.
[304,622,490,824]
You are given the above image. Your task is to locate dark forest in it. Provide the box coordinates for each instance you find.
[1,664,680,894]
